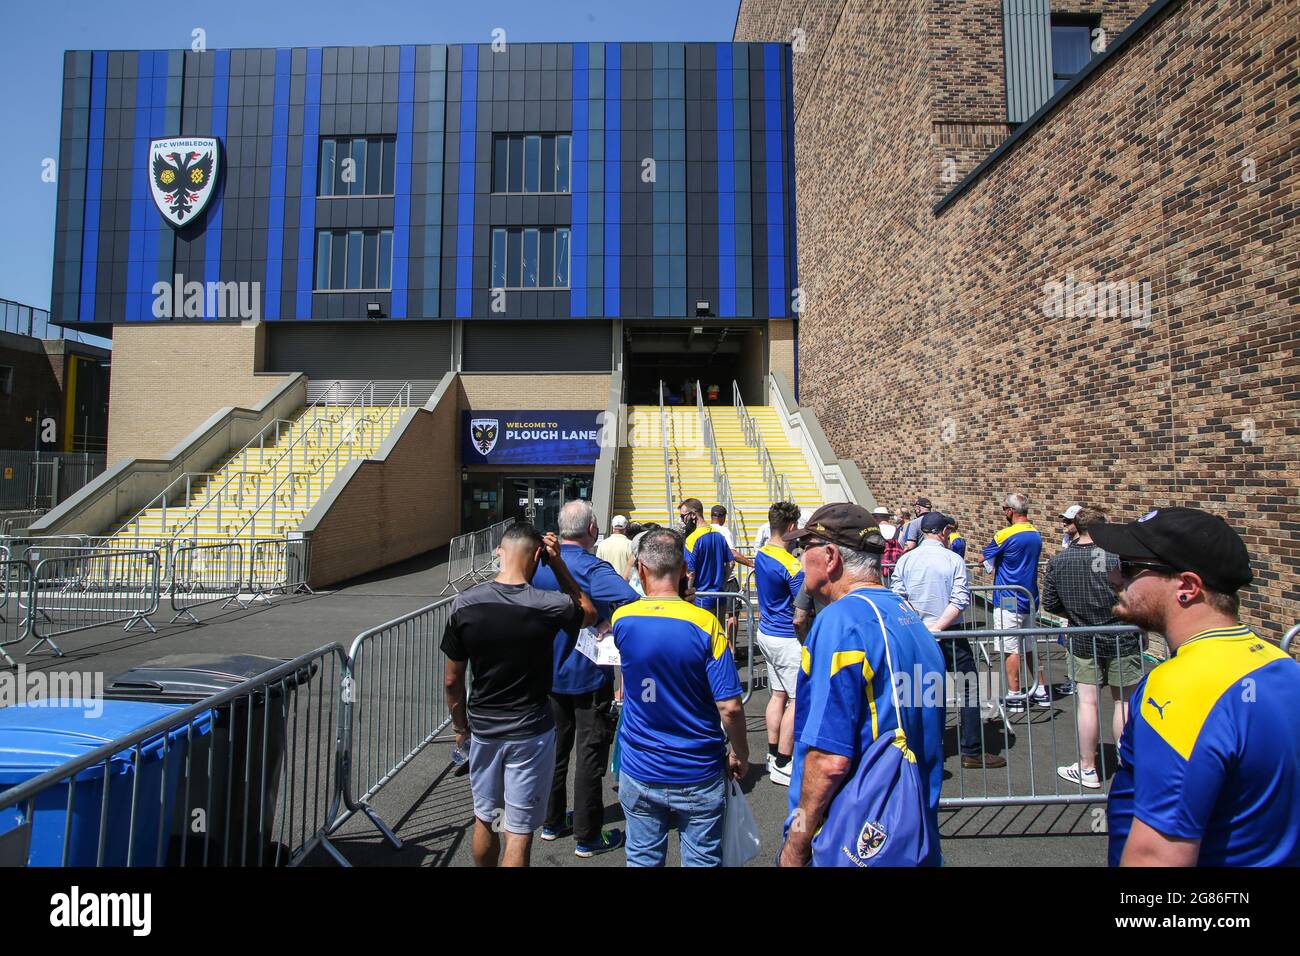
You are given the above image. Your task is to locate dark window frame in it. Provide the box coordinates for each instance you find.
[313,228,395,292]
[490,226,572,290]
[1050,13,1100,95]
[318,135,398,199]
[491,133,573,196]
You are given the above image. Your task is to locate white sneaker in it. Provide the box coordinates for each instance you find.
[1058,762,1101,789]
[1029,686,1052,708]
[769,760,792,786]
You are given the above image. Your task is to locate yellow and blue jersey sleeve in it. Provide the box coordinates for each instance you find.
[795,612,875,759]
[1109,627,1300,866]
[754,544,805,638]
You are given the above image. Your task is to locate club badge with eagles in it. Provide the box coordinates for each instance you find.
[149,137,221,227]
[855,819,887,861]
[470,419,499,456]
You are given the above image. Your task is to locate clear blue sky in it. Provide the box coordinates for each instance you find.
[0,0,741,314]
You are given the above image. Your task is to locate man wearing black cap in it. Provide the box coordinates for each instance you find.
[1094,507,1300,867]
[902,496,933,553]
[776,503,946,866]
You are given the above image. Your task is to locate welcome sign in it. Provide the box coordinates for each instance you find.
[462,411,604,465]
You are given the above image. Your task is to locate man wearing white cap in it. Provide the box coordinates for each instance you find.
[1060,504,1083,550]
[597,515,633,577]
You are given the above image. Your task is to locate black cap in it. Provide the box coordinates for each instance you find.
[1089,507,1253,594]
[913,496,932,509]
[783,503,887,553]
[920,511,950,534]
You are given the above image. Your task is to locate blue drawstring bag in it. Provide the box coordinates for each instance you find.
[809,592,939,867]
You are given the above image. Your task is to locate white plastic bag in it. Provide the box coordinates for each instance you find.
[721,779,761,867]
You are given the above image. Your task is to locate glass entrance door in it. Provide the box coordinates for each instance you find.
[505,477,564,532]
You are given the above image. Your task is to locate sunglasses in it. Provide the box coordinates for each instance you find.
[1117,559,1177,581]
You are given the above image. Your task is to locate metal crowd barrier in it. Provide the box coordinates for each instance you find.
[330,595,457,850]
[695,587,758,704]
[1282,624,1298,655]
[937,623,1148,808]
[248,538,312,600]
[0,560,32,667]
[0,644,350,867]
[25,549,161,657]
[1,510,47,535]
[440,533,476,594]
[170,541,247,623]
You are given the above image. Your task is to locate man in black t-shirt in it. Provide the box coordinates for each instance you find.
[441,522,596,867]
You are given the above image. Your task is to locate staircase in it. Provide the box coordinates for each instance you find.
[613,401,820,547]
[107,399,411,544]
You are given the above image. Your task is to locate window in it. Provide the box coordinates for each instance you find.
[0,365,12,396]
[492,134,572,194]
[314,229,393,291]
[490,227,571,289]
[318,137,396,197]
[1051,16,1097,94]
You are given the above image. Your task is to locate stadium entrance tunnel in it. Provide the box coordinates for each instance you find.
[623,323,767,406]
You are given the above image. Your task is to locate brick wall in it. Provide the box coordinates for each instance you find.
[307,379,459,588]
[737,0,1300,634]
[106,323,287,466]
[457,373,611,411]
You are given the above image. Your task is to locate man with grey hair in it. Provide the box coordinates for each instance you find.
[777,504,946,866]
[532,498,638,857]
[982,493,1047,711]
[613,527,749,866]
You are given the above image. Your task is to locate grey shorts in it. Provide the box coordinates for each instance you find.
[468,728,557,835]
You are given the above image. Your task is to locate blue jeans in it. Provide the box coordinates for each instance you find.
[618,771,727,867]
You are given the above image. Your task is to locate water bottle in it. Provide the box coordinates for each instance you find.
[451,740,470,766]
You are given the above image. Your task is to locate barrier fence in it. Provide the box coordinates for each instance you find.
[938,623,1149,807]
[0,644,349,867]
[333,595,456,848]
[441,519,512,594]
[0,536,310,661]
[1,511,48,536]
[170,541,247,623]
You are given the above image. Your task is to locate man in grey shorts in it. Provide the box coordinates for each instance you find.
[442,523,596,866]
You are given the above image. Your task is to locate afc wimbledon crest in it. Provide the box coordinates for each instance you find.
[470,419,499,456]
[855,820,887,861]
[149,137,220,227]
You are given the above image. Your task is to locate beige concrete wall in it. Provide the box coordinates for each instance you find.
[106,323,286,466]
[457,373,611,411]
[768,319,795,396]
[307,378,460,588]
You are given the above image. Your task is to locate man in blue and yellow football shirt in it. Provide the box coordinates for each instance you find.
[613,527,749,867]
[982,492,1047,709]
[679,497,732,621]
[776,503,946,867]
[1094,507,1300,866]
[753,501,805,786]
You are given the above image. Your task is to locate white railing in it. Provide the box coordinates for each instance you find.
[733,380,793,506]
[696,380,746,547]
[658,380,675,526]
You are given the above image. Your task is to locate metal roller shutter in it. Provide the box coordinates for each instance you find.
[461,321,611,372]
[266,322,453,403]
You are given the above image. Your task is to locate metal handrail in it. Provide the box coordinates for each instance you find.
[696,380,747,547]
[230,413,373,538]
[734,379,793,506]
[658,380,674,526]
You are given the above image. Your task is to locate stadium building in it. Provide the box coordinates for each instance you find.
[36,40,863,585]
